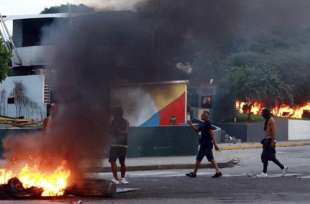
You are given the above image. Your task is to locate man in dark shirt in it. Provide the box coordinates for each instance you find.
[109,107,129,184]
[186,110,222,178]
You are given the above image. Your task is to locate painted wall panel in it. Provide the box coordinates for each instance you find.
[159,93,186,126]
[112,82,187,127]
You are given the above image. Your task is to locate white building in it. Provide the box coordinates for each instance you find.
[0,14,68,120]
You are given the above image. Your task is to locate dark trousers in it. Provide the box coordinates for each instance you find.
[261,147,284,173]
[262,157,284,173]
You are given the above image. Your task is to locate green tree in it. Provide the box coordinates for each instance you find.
[226,64,293,107]
[41,4,95,14]
[0,37,10,82]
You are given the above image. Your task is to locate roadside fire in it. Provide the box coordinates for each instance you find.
[0,162,70,197]
[235,100,310,119]
[272,103,310,118]
[235,101,264,115]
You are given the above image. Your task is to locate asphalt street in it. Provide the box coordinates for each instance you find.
[1,145,310,204]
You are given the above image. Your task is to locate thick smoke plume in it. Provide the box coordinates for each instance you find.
[2,0,242,184]
[2,0,310,183]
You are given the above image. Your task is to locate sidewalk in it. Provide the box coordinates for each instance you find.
[220,140,310,150]
[87,140,310,172]
[88,157,239,173]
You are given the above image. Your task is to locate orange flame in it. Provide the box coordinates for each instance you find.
[272,102,310,119]
[236,100,310,119]
[235,100,264,115]
[0,163,70,197]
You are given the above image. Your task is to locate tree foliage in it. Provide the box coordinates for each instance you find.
[0,37,11,83]
[225,64,293,107]
[41,4,95,14]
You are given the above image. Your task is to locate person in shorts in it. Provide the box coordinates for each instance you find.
[109,107,129,184]
[186,110,222,178]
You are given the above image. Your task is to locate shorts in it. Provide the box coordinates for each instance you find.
[261,139,276,162]
[196,146,214,162]
[109,146,127,163]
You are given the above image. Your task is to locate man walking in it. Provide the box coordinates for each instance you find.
[186,111,222,178]
[109,107,129,184]
[257,108,288,177]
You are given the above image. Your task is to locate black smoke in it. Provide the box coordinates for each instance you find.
[4,0,242,182]
[3,0,310,184]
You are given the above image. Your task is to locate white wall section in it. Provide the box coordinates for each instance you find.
[288,120,310,140]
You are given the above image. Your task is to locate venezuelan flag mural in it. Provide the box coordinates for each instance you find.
[112,81,187,127]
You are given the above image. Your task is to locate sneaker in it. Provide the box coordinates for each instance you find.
[186,172,197,178]
[120,177,129,184]
[282,167,288,176]
[111,178,120,184]
[256,172,268,177]
[212,172,222,178]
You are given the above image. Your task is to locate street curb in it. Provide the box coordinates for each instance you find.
[220,141,310,151]
[85,142,310,172]
[87,159,239,172]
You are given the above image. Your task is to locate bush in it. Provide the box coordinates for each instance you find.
[236,113,264,123]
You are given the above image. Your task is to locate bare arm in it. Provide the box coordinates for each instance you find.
[210,129,220,151]
[188,121,199,133]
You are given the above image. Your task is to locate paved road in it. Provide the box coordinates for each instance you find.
[2,145,310,203]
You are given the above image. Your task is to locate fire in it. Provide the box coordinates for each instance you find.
[235,100,264,115]
[0,163,70,197]
[272,102,310,119]
[236,100,310,119]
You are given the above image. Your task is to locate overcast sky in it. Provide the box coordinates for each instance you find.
[0,0,142,34]
[0,0,142,15]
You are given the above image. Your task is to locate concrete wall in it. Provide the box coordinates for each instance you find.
[128,126,198,157]
[218,123,247,142]
[13,46,52,67]
[274,119,289,141]
[220,119,288,142]
[0,128,41,157]
[288,120,310,140]
[0,126,204,158]
[245,122,264,142]
[246,119,288,142]
[11,17,65,66]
